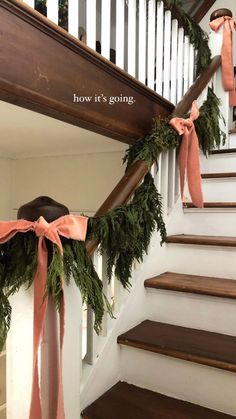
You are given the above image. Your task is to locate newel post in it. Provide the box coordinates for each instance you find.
[7,197,83,419]
[208,8,234,145]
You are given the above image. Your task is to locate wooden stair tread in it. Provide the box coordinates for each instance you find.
[144,272,236,299]
[210,148,236,155]
[81,381,235,419]
[166,234,236,247]
[201,172,236,179]
[184,202,236,208]
[118,320,236,372]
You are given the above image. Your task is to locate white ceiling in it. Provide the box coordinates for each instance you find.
[0,101,127,159]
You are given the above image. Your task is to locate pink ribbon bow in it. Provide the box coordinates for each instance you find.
[210,16,236,92]
[0,214,88,419]
[170,102,204,208]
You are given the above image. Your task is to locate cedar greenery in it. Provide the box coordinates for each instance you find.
[195,87,226,155]
[87,173,166,288]
[123,87,225,170]
[0,235,113,350]
[157,0,211,75]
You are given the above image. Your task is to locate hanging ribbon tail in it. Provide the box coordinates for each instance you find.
[170,102,204,209]
[57,291,65,419]
[186,129,204,208]
[29,237,49,419]
[229,90,236,106]
[210,16,236,92]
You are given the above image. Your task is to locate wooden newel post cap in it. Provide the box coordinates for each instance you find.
[210,8,233,22]
[17,196,69,222]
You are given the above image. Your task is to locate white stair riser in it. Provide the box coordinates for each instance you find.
[120,346,236,416]
[201,179,236,201]
[166,244,236,279]
[181,211,236,236]
[229,133,236,148]
[146,289,236,336]
[200,154,236,173]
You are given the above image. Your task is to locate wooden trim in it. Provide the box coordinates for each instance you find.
[118,320,236,373]
[82,381,234,419]
[0,0,173,145]
[144,272,236,299]
[166,234,236,247]
[201,172,236,179]
[193,1,217,23]
[210,148,236,155]
[174,56,221,117]
[184,202,236,208]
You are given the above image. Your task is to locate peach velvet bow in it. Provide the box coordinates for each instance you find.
[210,16,236,92]
[170,102,203,208]
[0,214,88,419]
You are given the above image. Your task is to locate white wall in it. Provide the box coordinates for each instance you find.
[0,158,13,220]
[12,151,125,215]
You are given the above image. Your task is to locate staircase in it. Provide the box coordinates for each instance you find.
[81,147,236,417]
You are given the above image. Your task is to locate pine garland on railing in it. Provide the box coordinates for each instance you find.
[158,0,212,75]
[87,172,166,289]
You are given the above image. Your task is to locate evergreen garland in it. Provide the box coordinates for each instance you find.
[123,87,225,170]
[88,173,166,288]
[195,87,226,155]
[0,235,113,350]
[157,0,211,75]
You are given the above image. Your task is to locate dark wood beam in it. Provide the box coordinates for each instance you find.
[0,0,173,146]
[193,0,217,23]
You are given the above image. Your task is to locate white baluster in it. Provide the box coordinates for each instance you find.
[47,0,59,24]
[177,27,184,102]
[101,0,111,59]
[128,0,136,77]
[170,19,178,105]
[138,0,147,84]
[147,0,156,89]
[189,44,195,87]
[100,255,112,336]
[116,0,125,69]
[86,0,96,50]
[161,151,169,218]
[23,0,35,7]
[63,281,83,419]
[155,1,164,95]
[183,35,190,94]
[157,153,162,193]
[163,10,171,100]
[168,150,176,211]
[68,0,79,38]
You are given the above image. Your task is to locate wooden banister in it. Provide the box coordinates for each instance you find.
[85,55,222,257]
[174,55,221,117]
[193,1,217,23]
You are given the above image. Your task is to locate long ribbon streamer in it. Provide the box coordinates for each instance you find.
[170,102,204,208]
[0,215,88,419]
[210,16,236,92]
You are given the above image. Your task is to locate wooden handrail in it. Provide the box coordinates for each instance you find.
[85,56,222,257]
[193,1,217,23]
[174,55,221,117]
